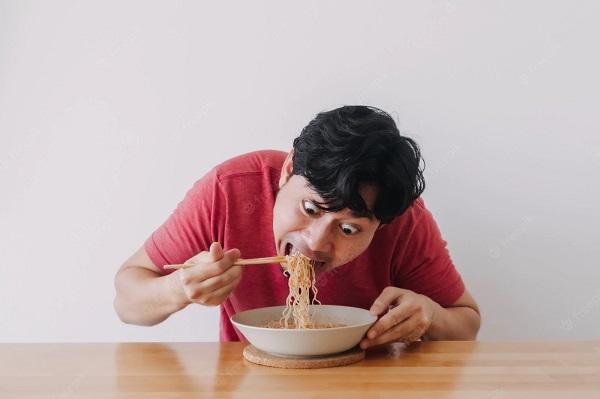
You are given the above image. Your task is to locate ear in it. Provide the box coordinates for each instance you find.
[278,149,294,188]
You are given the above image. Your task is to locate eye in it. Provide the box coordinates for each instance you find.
[339,223,360,236]
[302,200,321,216]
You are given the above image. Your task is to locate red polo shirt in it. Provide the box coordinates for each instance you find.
[144,150,465,341]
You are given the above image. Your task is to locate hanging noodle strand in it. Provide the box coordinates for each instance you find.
[266,251,343,329]
[280,251,320,328]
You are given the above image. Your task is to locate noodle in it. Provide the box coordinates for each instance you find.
[280,250,319,328]
[266,251,344,329]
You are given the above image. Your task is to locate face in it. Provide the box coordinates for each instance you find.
[272,151,382,273]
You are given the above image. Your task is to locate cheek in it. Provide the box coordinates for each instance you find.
[335,238,372,265]
[273,195,303,236]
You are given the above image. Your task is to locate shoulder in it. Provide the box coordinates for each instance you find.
[375,197,445,254]
[212,150,288,182]
[383,197,432,233]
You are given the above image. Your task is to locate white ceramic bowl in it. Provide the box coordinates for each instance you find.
[230,305,377,357]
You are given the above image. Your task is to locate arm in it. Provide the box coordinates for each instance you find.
[423,290,480,340]
[114,243,241,326]
[365,199,479,345]
[114,246,189,326]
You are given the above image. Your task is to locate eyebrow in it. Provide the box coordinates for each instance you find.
[313,201,375,221]
[305,190,376,221]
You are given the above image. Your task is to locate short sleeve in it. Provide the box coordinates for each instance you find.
[393,201,465,307]
[144,168,225,275]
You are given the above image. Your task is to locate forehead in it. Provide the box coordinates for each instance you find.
[287,175,378,220]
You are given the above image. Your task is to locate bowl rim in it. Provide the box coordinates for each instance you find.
[230,304,377,332]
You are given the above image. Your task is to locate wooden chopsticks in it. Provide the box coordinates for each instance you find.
[164,255,288,270]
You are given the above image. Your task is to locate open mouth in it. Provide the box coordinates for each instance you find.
[284,243,326,269]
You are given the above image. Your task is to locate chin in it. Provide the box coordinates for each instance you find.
[315,262,338,275]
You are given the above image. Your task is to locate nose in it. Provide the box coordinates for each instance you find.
[302,219,333,254]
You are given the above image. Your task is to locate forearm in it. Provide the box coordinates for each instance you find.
[424,302,481,341]
[114,267,189,326]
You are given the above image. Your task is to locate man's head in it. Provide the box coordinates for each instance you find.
[273,105,425,272]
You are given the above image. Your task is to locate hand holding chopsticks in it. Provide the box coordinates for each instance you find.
[162,243,289,306]
[165,255,288,270]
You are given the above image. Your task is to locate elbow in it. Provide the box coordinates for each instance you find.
[467,310,482,340]
[113,295,161,327]
[113,268,155,326]
[113,296,135,325]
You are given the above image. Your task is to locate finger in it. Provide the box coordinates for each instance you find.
[224,248,241,263]
[361,314,422,349]
[195,264,242,293]
[185,269,241,303]
[210,248,241,273]
[181,248,241,282]
[366,300,415,340]
[194,272,242,305]
[369,286,411,315]
[207,273,243,303]
[185,250,212,265]
[208,242,224,261]
[187,242,225,264]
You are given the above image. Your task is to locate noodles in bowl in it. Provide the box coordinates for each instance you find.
[231,305,376,357]
[267,251,342,329]
[231,252,376,357]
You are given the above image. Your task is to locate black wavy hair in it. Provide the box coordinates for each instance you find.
[292,105,425,224]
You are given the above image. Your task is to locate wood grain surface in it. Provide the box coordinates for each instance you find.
[1,341,599,398]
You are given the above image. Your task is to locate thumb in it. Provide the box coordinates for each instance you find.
[224,248,241,263]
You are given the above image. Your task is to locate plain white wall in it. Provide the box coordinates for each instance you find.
[1,0,599,343]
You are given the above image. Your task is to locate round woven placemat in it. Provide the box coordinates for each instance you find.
[242,345,365,369]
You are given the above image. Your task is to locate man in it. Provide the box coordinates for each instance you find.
[114,105,480,348]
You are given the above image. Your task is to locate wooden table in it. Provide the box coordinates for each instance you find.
[2,341,599,398]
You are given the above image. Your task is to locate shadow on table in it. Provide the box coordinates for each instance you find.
[115,343,248,397]
[115,343,200,394]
